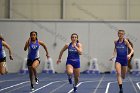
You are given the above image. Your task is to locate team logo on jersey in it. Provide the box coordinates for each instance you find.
[116,45,125,49]
[31,45,38,49]
[69,49,77,52]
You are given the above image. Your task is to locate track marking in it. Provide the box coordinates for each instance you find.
[0,75,28,83]
[50,82,68,93]
[67,82,83,93]
[0,81,29,92]
[3,78,67,93]
[30,81,65,93]
[93,75,105,93]
[105,81,117,93]
[5,84,29,93]
[67,80,105,93]
[136,82,140,90]
[105,79,138,93]
[128,76,139,93]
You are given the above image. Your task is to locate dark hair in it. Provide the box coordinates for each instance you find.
[126,38,130,42]
[118,30,125,34]
[30,31,38,40]
[0,34,4,41]
[71,33,79,43]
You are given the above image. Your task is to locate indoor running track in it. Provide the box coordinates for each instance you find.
[0,73,140,93]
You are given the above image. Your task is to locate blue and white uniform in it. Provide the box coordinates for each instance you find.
[0,40,6,62]
[27,40,40,66]
[66,43,80,68]
[115,39,128,66]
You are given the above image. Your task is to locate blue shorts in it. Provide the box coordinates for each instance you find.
[66,59,80,68]
[115,57,128,66]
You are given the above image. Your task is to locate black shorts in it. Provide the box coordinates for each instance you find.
[0,57,6,62]
[27,58,40,66]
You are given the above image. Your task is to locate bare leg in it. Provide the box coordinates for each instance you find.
[121,66,127,79]
[28,66,34,84]
[32,60,39,79]
[115,62,123,92]
[66,64,73,84]
[0,62,7,75]
[73,68,80,92]
[73,68,80,86]
[115,62,122,84]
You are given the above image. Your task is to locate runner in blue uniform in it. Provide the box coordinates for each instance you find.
[0,35,13,75]
[110,30,134,93]
[24,31,49,90]
[57,33,82,92]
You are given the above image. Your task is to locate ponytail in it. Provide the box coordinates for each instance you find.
[77,40,79,43]
[0,35,4,41]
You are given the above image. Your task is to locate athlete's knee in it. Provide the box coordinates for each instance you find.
[32,61,39,68]
[116,71,121,77]
[67,70,73,75]
[32,64,38,69]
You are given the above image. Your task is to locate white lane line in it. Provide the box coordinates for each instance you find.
[67,82,83,93]
[105,82,110,93]
[4,79,67,93]
[0,79,28,83]
[105,79,137,93]
[93,75,105,93]
[5,84,29,93]
[128,76,139,93]
[0,81,29,92]
[67,80,104,93]
[30,81,64,93]
[136,82,140,90]
[105,81,120,93]
[50,82,68,93]
[105,81,117,93]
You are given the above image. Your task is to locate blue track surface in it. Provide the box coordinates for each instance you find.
[0,73,140,93]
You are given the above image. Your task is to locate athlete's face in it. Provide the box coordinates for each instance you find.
[71,35,78,43]
[30,32,37,41]
[118,31,125,39]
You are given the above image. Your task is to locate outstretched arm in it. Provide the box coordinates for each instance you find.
[110,41,117,61]
[24,38,30,51]
[57,44,68,64]
[2,41,13,60]
[39,40,49,59]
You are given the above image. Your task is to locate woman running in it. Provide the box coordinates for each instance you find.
[110,30,134,93]
[0,35,13,75]
[126,38,134,72]
[24,31,49,90]
[57,33,82,92]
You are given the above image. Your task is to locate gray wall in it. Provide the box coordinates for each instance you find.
[1,0,140,20]
[0,20,139,73]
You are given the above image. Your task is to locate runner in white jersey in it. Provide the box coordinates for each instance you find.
[0,35,13,75]
[24,31,50,91]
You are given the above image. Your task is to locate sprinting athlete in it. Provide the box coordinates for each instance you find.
[24,31,49,90]
[0,35,13,75]
[110,30,134,93]
[57,33,82,92]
